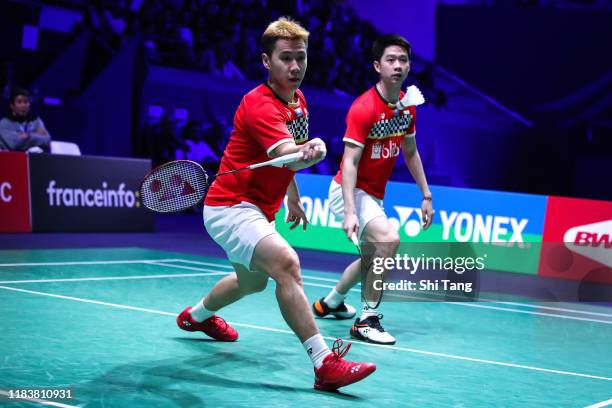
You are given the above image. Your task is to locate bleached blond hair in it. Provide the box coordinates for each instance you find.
[261,17,309,56]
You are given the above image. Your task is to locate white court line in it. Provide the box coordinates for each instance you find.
[168,259,233,269]
[3,266,609,325]
[0,272,227,284]
[449,302,612,325]
[383,293,612,325]
[0,284,611,383]
[142,262,230,273]
[169,260,612,324]
[174,260,612,318]
[0,259,181,267]
[0,285,177,316]
[160,259,233,270]
[2,257,611,323]
[0,390,80,408]
[493,301,612,318]
[585,398,612,408]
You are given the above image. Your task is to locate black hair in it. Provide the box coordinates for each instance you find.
[372,34,411,62]
[10,88,31,104]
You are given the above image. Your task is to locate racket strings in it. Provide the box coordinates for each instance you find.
[141,161,209,213]
[359,244,384,309]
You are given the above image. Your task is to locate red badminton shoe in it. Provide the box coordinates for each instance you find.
[314,339,376,391]
[176,307,238,342]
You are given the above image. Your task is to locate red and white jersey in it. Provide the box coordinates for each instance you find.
[333,86,416,200]
[205,83,309,221]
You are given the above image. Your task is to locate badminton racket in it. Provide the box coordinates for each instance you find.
[352,233,384,310]
[140,152,303,213]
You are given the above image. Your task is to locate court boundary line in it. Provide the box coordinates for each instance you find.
[585,398,612,408]
[0,390,80,408]
[0,259,183,267]
[166,260,612,323]
[2,257,611,322]
[0,272,227,284]
[175,259,612,318]
[1,284,611,383]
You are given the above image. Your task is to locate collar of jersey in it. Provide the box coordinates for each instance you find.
[264,82,299,107]
[374,84,400,109]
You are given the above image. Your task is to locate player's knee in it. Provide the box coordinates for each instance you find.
[384,231,400,251]
[273,248,302,286]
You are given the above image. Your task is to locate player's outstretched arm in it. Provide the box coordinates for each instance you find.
[270,138,327,171]
[401,136,434,229]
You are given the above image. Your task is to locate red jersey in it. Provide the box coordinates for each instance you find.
[205,83,309,221]
[333,87,416,199]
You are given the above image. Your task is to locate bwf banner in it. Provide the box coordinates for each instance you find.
[28,154,153,232]
[539,196,612,284]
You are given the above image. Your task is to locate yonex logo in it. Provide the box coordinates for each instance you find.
[351,365,360,373]
[290,197,530,244]
[440,211,527,243]
[151,175,196,203]
[183,320,191,327]
[389,206,529,243]
[388,206,423,238]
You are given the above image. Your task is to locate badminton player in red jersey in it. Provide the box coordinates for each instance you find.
[313,34,435,345]
[176,18,375,390]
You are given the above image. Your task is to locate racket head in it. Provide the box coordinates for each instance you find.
[358,241,384,309]
[140,160,208,213]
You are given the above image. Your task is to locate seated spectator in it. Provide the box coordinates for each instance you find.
[0,89,51,152]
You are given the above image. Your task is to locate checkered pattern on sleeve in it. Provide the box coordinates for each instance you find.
[287,116,309,144]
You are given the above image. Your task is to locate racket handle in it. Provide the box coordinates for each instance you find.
[249,151,304,169]
[350,233,359,247]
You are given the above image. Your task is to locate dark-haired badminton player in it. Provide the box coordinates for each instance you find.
[176,17,375,390]
[312,34,434,345]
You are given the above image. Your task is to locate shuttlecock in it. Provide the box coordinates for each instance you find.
[397,85,425,109]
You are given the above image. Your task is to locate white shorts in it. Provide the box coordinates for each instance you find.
[203,202,278,269]
[328,180,386,239]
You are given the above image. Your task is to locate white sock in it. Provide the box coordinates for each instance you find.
[360,303,378,321]
[303,333,331,369]
[323,288,346,309]
[189,299,214,322]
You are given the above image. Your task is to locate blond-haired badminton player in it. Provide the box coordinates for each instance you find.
[313,34,434,345]
[176,17,375,391]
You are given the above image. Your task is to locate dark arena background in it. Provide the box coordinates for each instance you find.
[1,0,611,407]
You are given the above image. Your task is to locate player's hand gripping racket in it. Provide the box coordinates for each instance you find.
[351,233,384,309]
[140,152,303,213]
